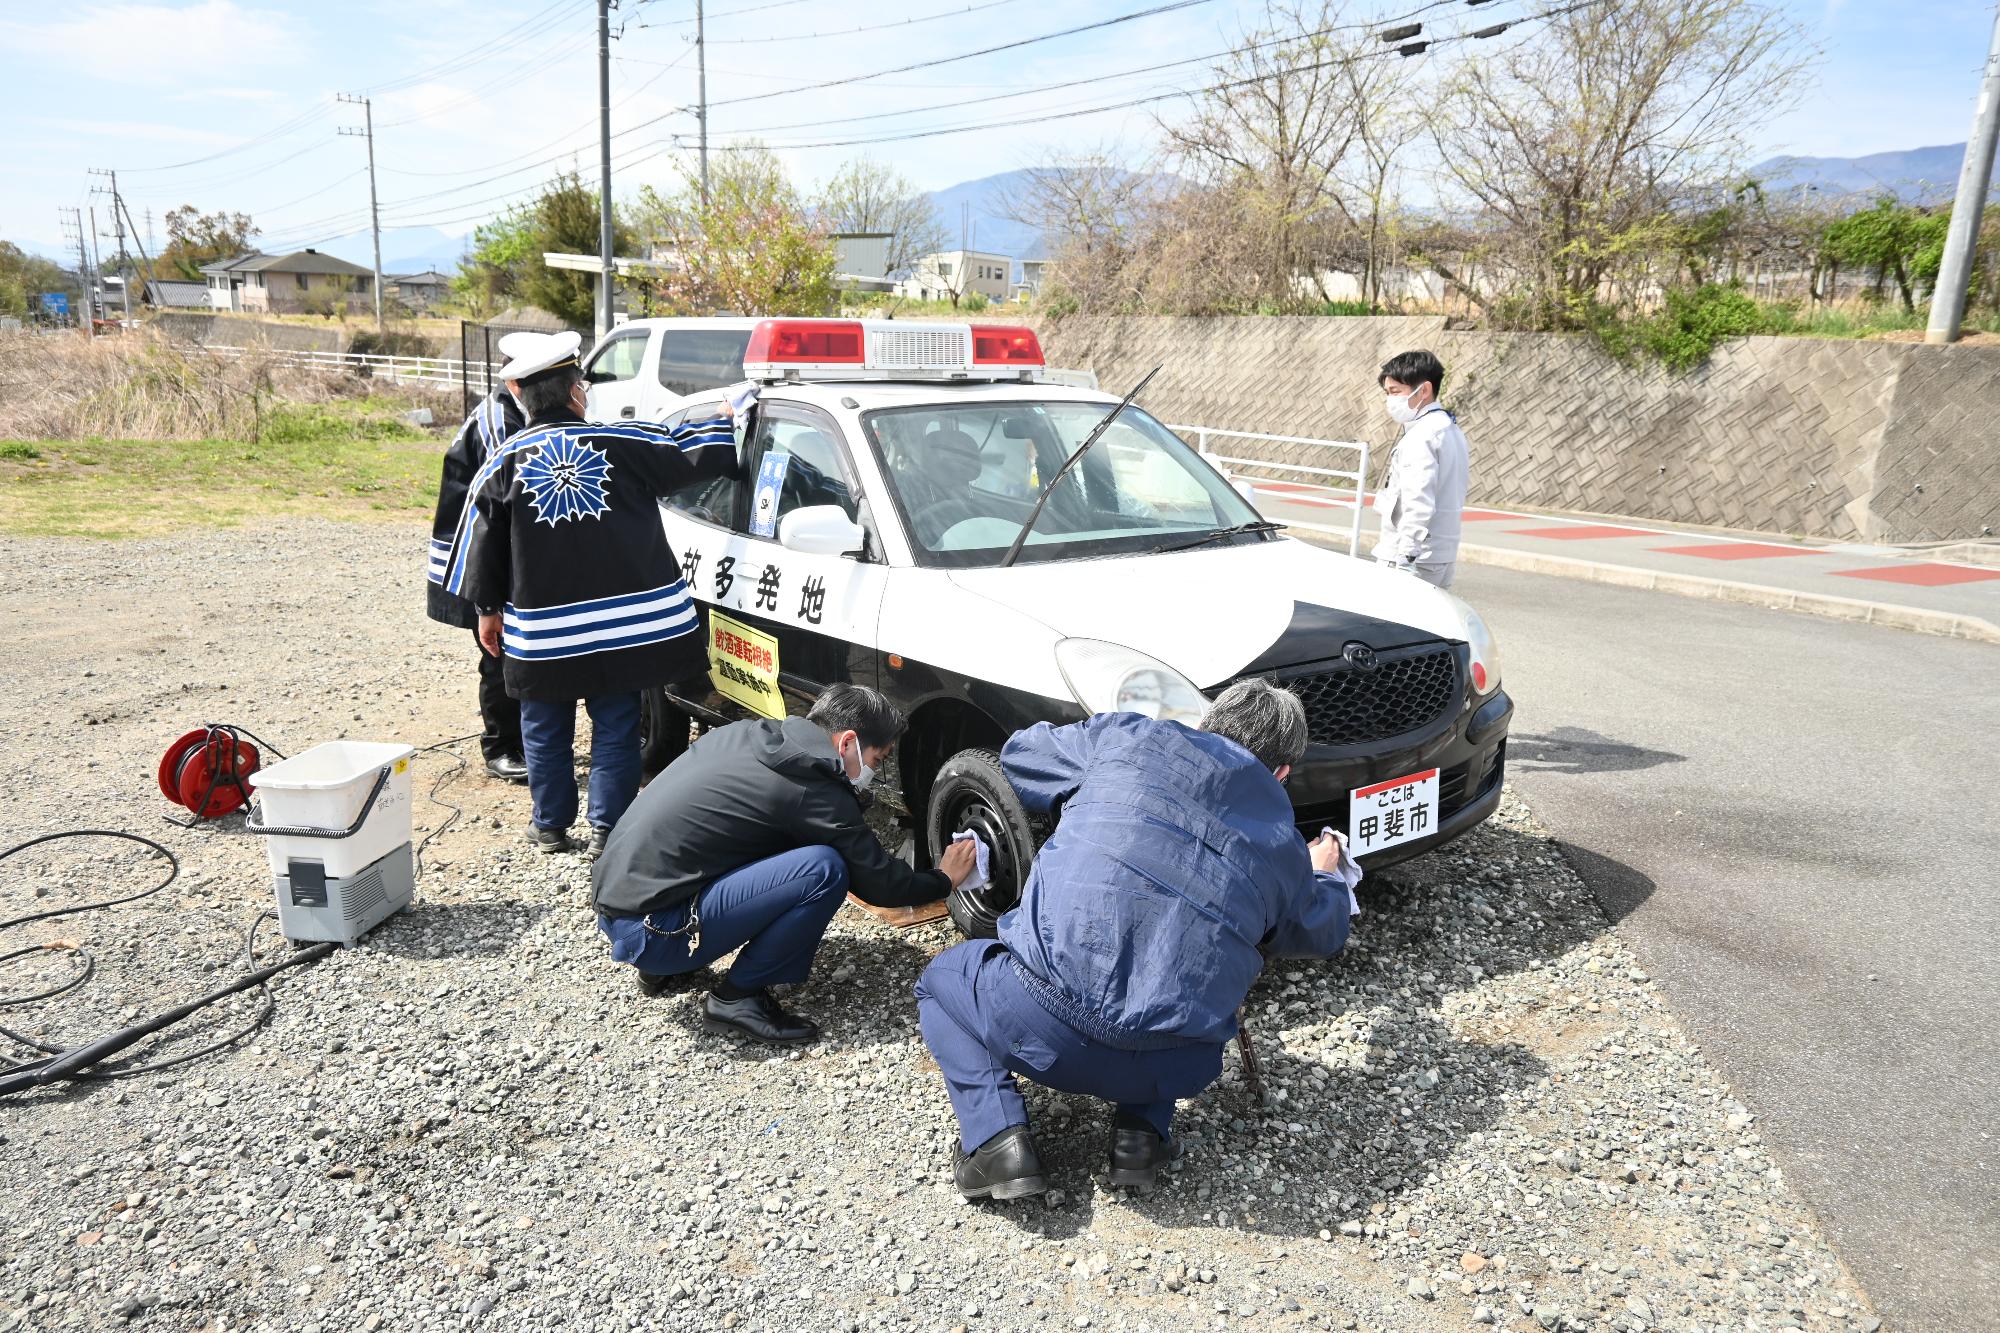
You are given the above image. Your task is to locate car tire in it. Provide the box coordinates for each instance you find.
[927,747,1040,939]
[638,686,694,779]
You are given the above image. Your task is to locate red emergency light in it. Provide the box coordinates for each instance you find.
[744,319,866,366]
[969,324,1044,367]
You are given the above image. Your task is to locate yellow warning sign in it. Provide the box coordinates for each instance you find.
[709,610,784,719]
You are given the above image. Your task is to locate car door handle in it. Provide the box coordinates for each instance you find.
[620,406,636,419]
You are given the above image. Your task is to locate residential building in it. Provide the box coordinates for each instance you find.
[894,249,1012,304]
[142,278,210,310]
[198,249,376,314]
[1013,257,1051,302]
[388,270,452,312]
[831,232,895,293]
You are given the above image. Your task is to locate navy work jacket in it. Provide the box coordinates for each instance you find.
[998,713,1351,1049]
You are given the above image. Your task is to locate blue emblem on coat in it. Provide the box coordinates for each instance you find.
[520,432,614,526]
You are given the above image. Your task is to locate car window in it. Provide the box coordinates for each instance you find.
[585,331,647,384]
[861,401,1258,567]
[659,329,752,396]
[662,397,742,529]
[749,414,860,539]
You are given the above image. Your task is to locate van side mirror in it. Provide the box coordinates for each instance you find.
[778,505,865,557]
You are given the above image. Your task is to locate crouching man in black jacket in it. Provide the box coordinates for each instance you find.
[591,684,978,1043]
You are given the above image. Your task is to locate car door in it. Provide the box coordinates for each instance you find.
[581,326,650,421]
[688,401,890,720]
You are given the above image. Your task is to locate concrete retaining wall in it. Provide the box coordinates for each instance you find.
[1033,315,2000,543]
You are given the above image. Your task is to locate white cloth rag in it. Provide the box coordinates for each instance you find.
[724,381,760,420]
[951,828,992,894]
[1319,826,1364,917]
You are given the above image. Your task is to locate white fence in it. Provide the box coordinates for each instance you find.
[1173,425,1372,558]
[204,343,475,387]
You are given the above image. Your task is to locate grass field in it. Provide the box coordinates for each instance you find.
[0,398,444,539]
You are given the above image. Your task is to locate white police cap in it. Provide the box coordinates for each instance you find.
[497,330,583,382]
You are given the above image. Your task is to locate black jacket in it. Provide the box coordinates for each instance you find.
[592,716,950,918]
[426,390,525,629]
[442,407,736,702]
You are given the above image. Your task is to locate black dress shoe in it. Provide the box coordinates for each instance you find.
[702,988,819,1044]
[485,753,529,783]
[530,825,571,854]
[955,1125,1047,1201]
[584,825,611,862]
[1108,1122,1184,1193]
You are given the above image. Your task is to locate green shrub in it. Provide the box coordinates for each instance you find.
[1312,299,1380,316]
[961,292,990,313]
[0,441,40,461]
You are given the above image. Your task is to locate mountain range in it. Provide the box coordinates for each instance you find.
[15,145,1991,277]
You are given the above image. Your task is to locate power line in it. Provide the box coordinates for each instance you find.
[114,102,331,174]
[356,0,575,96]
[708,0,1222,110]
[697,0,1610,152]
[695,0,1033,45]
[636,0,816,27]
[706,0,1496,139]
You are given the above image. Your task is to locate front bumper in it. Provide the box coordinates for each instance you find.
[1286,688,1513,871]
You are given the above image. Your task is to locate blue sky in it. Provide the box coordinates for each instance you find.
[3,0,1994,261]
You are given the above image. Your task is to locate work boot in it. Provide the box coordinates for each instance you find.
[584,825,611,862]
[484,753,529,784]
[530,825,571,854]
[1107,1120,1183,1193]
[702,988,819,1044]
[955,1125,1047,1201]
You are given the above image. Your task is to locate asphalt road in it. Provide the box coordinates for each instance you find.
[1453,564,1998,1330]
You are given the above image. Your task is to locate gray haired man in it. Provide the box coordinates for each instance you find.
[915,679,1357,1200]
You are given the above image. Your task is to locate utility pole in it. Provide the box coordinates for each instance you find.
[596,0,615,339]
[1927,6,2000,345]
[116,192,160,308]
[88,169,132,327]
[60,207,91,337]
[338,93,386,329]
[87,205,104,326]
[697,0,710,209]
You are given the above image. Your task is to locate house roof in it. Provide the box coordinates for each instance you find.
[391,270,452,285]
[234,249,374,277]
[144,279,210,307]
[198,252,267,276]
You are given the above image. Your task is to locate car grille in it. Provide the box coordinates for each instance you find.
[1273,644,1461,747]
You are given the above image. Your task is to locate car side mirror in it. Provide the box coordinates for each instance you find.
[778,505,865,557]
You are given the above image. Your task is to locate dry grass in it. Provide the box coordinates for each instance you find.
[0,330,455,442]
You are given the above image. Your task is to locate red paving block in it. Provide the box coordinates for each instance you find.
[1652,541,1823,561]
[1459,509,1519,521]
[1509,524,1658,541]
[1828,562,2000,587]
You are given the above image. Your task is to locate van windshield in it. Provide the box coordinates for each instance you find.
[861,400,1261,567]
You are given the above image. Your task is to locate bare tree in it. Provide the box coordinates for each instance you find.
[1428,0,1811,328]
[816,157,947,277]
[1333,52,1421,308]
[1157,0,1379,311]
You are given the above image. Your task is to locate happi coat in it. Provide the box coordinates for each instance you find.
[441,407,737,702]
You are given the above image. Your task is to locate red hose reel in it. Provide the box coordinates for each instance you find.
[156,727,262,819]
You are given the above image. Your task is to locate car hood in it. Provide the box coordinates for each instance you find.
[946,538,1467,688]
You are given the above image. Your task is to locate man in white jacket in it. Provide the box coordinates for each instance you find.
[1372,349,1468,590]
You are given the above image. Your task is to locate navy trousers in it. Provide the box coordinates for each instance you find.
[915,940,1225,1154]
[518,692,642,834]
[598,845,848,990]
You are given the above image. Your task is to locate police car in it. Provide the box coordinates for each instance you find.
[600,317,1512,937]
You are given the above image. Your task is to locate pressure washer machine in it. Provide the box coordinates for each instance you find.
[246,741,416,945]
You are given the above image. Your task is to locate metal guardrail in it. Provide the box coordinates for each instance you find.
[1172,424,1372,558]
[205,343,473,387]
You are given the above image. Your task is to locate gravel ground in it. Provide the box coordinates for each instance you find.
[0,522,1879,1333]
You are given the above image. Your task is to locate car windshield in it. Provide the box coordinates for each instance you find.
[861,399,1261,567]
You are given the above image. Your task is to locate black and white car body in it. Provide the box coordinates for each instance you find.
[598,318,1513,937]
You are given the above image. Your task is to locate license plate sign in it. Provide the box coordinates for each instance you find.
[1347,768,1439,855]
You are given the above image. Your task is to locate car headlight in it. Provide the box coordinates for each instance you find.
[1458,603,1502,696]
[1054,639,1209,724]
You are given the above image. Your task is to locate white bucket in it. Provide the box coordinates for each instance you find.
[247,740,416,880]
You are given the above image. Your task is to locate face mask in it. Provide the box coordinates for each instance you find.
[843,738,876,792]
[1385,390,1424,425]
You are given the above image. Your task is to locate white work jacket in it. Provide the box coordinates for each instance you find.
[1373,403,1468,565]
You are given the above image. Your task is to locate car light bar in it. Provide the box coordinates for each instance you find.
[741,318,1044,383]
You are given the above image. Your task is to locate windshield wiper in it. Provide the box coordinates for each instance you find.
[1158,520,1286,554]
[998,364,1163,569]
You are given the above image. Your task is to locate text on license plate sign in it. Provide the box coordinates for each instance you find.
[1347,768,1439,855]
